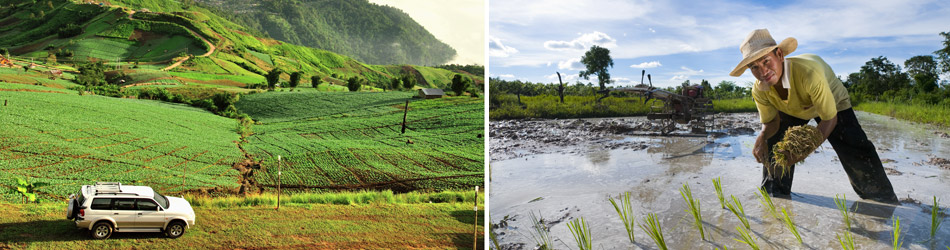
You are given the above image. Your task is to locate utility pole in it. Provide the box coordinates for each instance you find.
[401,99,409,134]
[277,155,282,211]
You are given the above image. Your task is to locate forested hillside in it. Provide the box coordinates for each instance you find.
[195,0,457,66]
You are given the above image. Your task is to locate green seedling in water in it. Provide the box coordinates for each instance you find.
[891,215,902,250]
[679,183,705,240]
[834,194,852,230]
[713,177,725,209]
[779,207,802,244]
[567,217,592,250]
[734,225,759,250]
[528,211,553,250]
[933,196,943,240]
[639,213,668,250]
[757,188,779,219]
[837,230,855,250]
[725,195,750,229]
[608,191,636,243]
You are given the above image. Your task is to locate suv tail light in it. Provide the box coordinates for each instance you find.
[79,209,84,217]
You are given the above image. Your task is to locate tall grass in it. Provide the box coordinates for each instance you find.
[713,177,725,209]
[608,191,636,243]
[734,225,760,250]
[679,183,705,240]
[932,196,943,240]
[854,101,950,127]
[567,217,592,250]
[891,215,903,250]
[528,211,553,250]
[725,195,751,229]
[712,98,757,113]
[639,213,668,250]
[183,189,482,207]
[780,208,803,244]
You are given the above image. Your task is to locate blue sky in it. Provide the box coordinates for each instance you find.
[489,0,950,89]
[369,0,485,65]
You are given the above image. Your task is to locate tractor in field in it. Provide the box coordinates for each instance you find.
[0,55,14,68]
[599,70,713,134]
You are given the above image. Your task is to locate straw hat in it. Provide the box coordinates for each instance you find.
[729,29,797,77]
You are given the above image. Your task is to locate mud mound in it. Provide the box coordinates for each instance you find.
[927,156,950,170]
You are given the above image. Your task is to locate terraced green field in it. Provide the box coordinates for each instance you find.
[0,82,243,202]
[235,91,484,191]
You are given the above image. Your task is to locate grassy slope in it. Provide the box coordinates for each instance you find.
[0,1,481,91]
[0,82,242,200]
[0,200,484,249]
[235,91,484,191]
[855,101,950,128]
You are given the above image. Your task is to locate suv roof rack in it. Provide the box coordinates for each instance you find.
[95,182,123,193]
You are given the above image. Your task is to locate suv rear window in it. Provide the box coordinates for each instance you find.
[113,198,136,210]
[90,198,112,210]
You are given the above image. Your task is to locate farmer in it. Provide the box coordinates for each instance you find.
[730,29,898,204]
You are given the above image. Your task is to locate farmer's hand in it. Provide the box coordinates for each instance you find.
[776,148,804,167]
[753,135,767,163]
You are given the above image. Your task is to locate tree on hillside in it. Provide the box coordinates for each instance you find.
[289,71,302,89]
[579,45,614,91]
[934,31,950,74]
[266,68,282,89]
[905,55,940,93]
[846,56,910,100]
[76,61,107,86]
[391,77,402,90]
[451,74,468,96]
[347,76,362,92]
[402,74,415,89]
[311,75,322,88]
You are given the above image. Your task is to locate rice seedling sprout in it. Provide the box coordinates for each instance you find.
[528,211,553,250]
[725,195,750,229]
[834,194,852,230]
[639,213,668,250]
[891,215,902,250]
[757,187,779,219]
[713,177,725,209]
[734,225,760,250]
[567,217,592,250]
[837,231,855,250]
[779,207,802,244]
[679,183,705,240]
[932,196,943,240]
[608,191,636,243]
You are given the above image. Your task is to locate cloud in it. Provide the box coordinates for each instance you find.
[557,58,585,70]
[489,36,519,57]
[498,74,515,78]
[613,77,635,85]
[545,73,577,82]
[671,75,689,81]
[669,66,705,81]
[630,61,662,68]
[649,28,656,33]
[544,31,617,51]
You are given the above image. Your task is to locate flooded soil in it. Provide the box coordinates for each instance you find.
[490,112,950,249]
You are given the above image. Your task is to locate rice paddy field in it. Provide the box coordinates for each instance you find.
[235,91,484,192]
[490,112,950,249]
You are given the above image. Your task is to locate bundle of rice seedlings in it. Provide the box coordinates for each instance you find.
[528,211,553,250]
[771,125,823,176]
[725,195,751,229]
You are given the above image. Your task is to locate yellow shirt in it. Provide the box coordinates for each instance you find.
[752,54,851,123]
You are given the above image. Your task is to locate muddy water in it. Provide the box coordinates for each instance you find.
[490,112,950,249]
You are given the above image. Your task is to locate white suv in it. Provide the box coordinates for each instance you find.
[65,182,196,239]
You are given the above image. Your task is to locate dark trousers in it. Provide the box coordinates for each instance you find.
[763,108,898,204]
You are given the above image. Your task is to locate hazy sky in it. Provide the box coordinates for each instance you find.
[490,0,950,88]
[369,0,485,66]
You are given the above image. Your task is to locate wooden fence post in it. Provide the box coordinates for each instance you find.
[401,100,409,134]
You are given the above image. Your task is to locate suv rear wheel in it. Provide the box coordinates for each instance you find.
[165,221,186,238]
[91,222,113,239]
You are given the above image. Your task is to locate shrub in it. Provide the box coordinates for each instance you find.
[311,75,322,88]
[57,23,82,38]
[347,76,362,92]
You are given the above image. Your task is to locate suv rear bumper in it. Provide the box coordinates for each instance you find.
[75,219,91,229]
